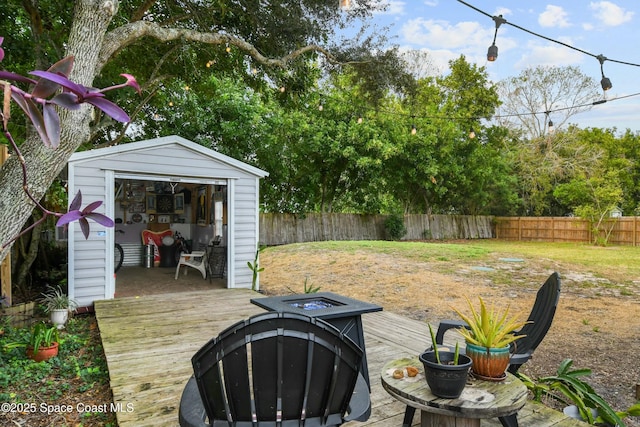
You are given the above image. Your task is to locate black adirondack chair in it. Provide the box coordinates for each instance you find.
[402,272,561,427]
[179,311,371,427]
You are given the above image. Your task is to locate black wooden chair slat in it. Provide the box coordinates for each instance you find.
[179,311,370,427]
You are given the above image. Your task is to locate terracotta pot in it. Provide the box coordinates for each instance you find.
[465,343,510,380]
[26,342,59,362]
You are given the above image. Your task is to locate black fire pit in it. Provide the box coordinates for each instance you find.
[250,292,382,390]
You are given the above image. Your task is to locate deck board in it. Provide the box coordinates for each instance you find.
[95,289,588,427]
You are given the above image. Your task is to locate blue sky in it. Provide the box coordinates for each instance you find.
[348,0,640,132]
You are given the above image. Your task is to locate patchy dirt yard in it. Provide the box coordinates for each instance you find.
[260,243,640,426]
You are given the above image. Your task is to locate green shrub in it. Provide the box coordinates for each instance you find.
[384,214,407,240]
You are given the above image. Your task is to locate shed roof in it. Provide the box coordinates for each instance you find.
[69,135,268,178]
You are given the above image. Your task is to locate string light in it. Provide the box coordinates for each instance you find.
[411,124,417,135]
[597,55,613,91]
[545,112,554,134]
[469,128,476,139]
[487,15,506,62]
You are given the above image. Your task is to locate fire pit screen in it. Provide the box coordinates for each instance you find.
[287,296,345,310]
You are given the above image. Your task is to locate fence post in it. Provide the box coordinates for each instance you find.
[1,145,11,306]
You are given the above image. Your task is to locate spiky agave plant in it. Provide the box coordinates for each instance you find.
[452,296,529,349]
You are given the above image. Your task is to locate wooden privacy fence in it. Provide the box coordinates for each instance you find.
[259,213,494,246]
[495,216,640,246]
[259,213,640,246]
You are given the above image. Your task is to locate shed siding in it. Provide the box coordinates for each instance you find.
[69,164,111,306]
[68,137,267,305]
[229,176,259,289]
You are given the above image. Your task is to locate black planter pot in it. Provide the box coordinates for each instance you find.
[419,351,472,399]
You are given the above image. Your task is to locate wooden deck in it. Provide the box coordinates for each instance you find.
[95,289,588,427]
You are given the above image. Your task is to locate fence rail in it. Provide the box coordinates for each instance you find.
[259,213,640,246]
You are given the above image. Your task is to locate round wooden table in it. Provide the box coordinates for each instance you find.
[381,357,528,427]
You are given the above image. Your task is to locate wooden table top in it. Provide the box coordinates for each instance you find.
[381,356,528,419]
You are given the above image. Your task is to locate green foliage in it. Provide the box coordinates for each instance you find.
[3,321,59,354]
[384,214,406,240]
[38,284,78,312]
[0,316,114,423]
[247,245,266,291]
[517,359,628,426]
[452,296,528,348]
[303,276,321,294]
[427,323,460,365]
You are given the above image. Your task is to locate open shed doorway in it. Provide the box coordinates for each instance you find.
[113,176,228,297]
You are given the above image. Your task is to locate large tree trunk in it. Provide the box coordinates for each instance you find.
[0,0,117,263]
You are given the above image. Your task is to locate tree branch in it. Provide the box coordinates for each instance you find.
[99,21,339,71]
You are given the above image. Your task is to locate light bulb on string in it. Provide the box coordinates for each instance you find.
[411,124,417,135]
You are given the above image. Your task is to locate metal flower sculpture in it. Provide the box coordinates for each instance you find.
[56,191,115,239]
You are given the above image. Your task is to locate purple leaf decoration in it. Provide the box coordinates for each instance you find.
[11,93,51,147]
[85,212,115,228]
[83,200,103,213]
[29,70,88,98]
[32,56,75,99]
[43,103,61,148]
[56,210,83,227]
[120,73,141,94]
[69,190,82,211]
[0,71,37,85]
[88,97,130,123]
[50,93,81,110]
[78,218,90,239]
[56,191,114,239]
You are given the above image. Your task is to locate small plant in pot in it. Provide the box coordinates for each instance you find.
[452,296,528,381]
[38,284,78,329]
[4,322,60,362]
[419,324,473,399]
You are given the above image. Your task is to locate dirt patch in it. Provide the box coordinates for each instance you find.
[260,246,640,426]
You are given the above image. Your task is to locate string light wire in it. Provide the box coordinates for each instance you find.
[456,0,640,68]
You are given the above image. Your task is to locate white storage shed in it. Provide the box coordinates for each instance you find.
[66,135,268,307]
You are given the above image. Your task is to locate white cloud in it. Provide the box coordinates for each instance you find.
[513,41,584,70]
[538,5,571,28]
[400,18,494,49]
[423,1,438,6]
[494,7,512,17]
[589,1,634,26]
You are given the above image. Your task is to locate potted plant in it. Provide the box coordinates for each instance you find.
[452,296,528,380]
[419,324,472,399]
[4,322,60,362]
[38,285,78,329]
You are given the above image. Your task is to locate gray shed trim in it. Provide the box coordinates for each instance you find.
[67,135,268,307]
